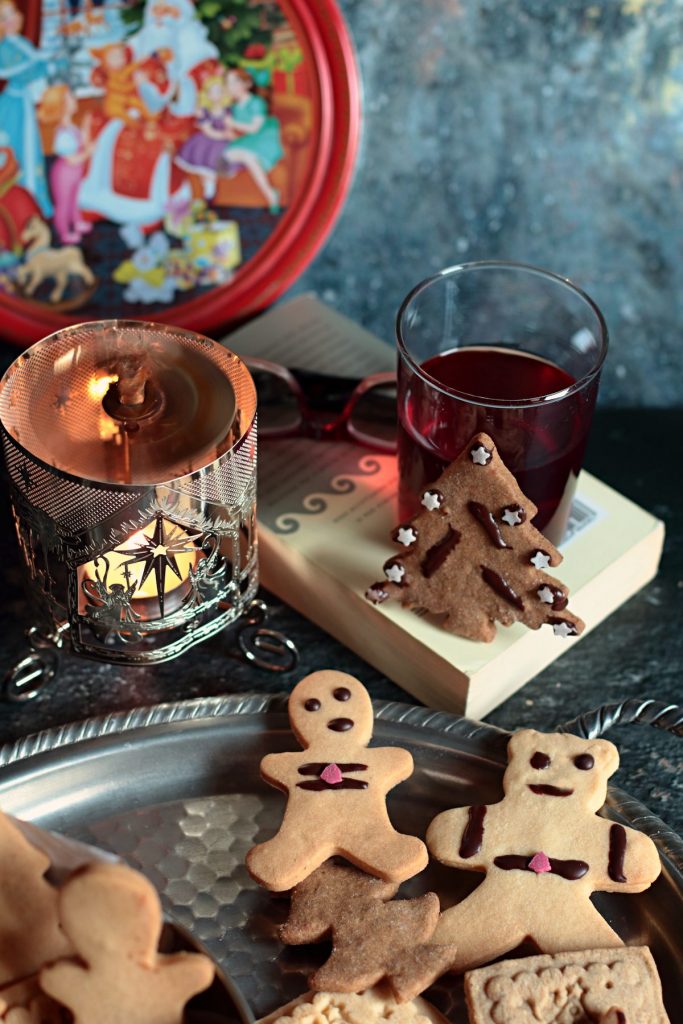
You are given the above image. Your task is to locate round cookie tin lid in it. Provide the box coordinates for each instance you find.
[0,0,360,345]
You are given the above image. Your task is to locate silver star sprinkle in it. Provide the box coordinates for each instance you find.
[384,562,405,584]
[530,550,551,570]
[538,586,555,604]
[552,621,576,638]
[502,507,523,526]
[421,491,442,512]
[470,445,492,465]
[395,526,417,546]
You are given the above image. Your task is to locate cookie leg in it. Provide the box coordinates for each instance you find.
[429,882,526,973]
[247,824,331,892]
[340,827,427,883]
[529,901,624,954]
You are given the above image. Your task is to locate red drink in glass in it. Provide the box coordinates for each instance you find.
[397,264,608,545]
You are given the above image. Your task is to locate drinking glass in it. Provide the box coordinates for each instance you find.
[396,261,608,545]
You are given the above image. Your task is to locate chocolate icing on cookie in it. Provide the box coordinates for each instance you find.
[608,824,628,883]
[481,566,524,609]
[421,525,461,578]
[459,805,487,858]
[468,501,510,549]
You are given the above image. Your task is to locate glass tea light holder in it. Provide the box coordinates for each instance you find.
[0,320,260,681]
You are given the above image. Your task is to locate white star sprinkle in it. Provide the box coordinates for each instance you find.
[395,526,417,546]
[502,507,523,526]
[384,562,405,584]
[421,491,442,512]
[366,585,388,604]
[470,445,492,466]
[552,621,576,638]
[530,550,551,570]
[538,586,555,604]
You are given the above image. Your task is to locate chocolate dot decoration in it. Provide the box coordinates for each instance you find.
[333,687,351,702]
[304,698,321,712]
[327,718,354,732]
[530,751,551,769]
[574,753,594,771]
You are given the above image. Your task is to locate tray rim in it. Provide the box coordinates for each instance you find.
[0,692,681,879]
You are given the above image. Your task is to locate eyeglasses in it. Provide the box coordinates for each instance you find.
[243,356,397,452]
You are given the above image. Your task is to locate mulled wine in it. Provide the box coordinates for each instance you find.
[397,346,600,545]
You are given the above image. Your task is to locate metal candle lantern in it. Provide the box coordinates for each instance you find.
[0,321,257,667]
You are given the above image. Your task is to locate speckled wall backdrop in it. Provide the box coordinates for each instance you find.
[290,0,683,406]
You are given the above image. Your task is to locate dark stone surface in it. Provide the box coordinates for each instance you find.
[0,406,679,837]
[291,0,683,407]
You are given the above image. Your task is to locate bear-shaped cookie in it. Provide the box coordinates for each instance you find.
[427,729,661,973]
[246,671,428,891]
[39,863,214,1024]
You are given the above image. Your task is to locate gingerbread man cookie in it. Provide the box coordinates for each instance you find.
[40,863,214,1024]
[246,671,428,891]
[426,730,661,973]
[280,861,457,1002]
[0,812,72,985]
[0,977,63,1024]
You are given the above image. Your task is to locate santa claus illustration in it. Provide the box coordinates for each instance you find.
[79,0,218,227]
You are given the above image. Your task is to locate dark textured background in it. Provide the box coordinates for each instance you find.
[292,0,683,407]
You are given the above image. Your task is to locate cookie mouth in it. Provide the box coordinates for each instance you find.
[528,784,574,797]
[327,718,354,732]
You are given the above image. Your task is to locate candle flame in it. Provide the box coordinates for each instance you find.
[88,373,118,401]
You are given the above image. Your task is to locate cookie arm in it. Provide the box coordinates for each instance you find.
[368,746,414,785]
[259,752,300,790]
[426,804,492,871]
[40,961,87,1006]
[597,818,662,893]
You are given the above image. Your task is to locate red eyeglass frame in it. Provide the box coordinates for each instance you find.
[243,356,397,452]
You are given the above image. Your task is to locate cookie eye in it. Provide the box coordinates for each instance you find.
[333,687,351,702]
[530,752,551,769]
[304,698,321,712]
[574,754,594,770]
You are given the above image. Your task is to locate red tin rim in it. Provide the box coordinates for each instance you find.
[1,0,361,345]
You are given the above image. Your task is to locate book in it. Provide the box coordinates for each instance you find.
[224,296,665,718]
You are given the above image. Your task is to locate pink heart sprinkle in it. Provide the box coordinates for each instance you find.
[529,852,552,874]
[320,763,343,785]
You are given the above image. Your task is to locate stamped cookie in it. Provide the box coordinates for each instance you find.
[256,986,450,1024]
[464,946,669,1024]
[40,863,214,1024]
[0,813,72,985]
[280,861,457,1002]
[246,671,428,891]
[426,730,661,972]
[366,432,584,642]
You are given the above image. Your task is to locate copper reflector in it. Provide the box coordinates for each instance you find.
[0,321,257,665]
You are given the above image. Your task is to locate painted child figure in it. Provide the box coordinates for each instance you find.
[37,85,93,244]
[427,729,661,973]
[247,671,428,891]
[175,72,236,200]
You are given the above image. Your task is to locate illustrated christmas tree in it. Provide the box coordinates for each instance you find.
[366,432,584,643]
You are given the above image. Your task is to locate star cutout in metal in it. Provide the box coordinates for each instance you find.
[18,461,33,490]
[53,391,71,412]
[115,515,201,617]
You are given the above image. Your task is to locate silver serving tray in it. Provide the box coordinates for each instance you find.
[0,695,680,1021]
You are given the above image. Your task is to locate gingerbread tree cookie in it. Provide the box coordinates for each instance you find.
[39,863,214,1024]
[246,671,428,892]
[366,432,584,642]
[426,730,661,974]
[280,861,457,1003]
